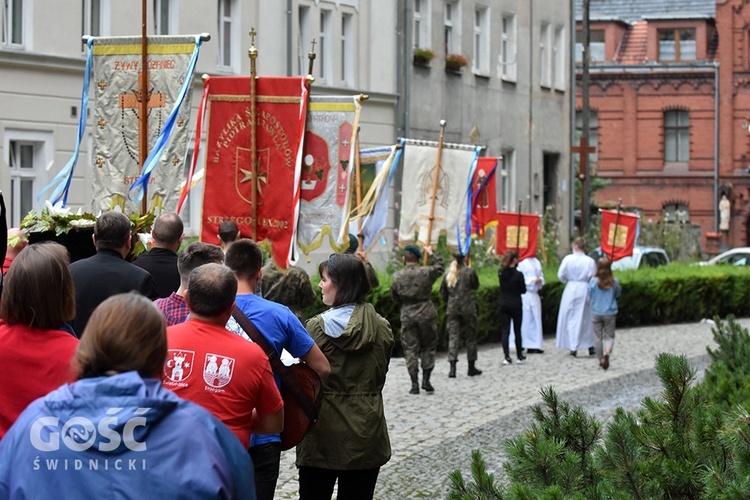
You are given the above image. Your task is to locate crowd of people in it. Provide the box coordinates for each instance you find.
[0,211,620,499]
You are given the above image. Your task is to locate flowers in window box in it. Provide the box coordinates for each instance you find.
[413,47,435,65]
[445,53,468,71]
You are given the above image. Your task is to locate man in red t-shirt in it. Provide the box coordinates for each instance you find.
[164,263,283,448]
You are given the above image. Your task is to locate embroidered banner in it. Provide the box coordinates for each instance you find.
[470,157,498,238]
[355,145,401,251]
[200,76,308,268]
[91,36,199,214]
[600,209,639,262]
[496,211,540,262]
[297,96,361,256]
[397,142,479,249]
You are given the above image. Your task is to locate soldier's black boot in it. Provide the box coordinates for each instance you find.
[409,370,420,394]
[468,360,483,377]
[448,361,457,378]
[421,369,435,392]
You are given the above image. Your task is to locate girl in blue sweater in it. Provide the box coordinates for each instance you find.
[589,258,621,370]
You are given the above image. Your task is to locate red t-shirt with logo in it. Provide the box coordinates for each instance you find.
[0,321,79,439]
[164,318,283,448]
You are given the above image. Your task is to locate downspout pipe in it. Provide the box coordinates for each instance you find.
[570,0,577,240]
[714,60,719,232]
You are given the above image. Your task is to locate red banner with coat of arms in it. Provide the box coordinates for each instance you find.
[201,76,309,268]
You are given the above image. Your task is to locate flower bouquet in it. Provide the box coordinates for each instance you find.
[20,201,155,261]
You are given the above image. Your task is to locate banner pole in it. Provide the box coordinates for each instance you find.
[139,0,149,215]
[248,29,258,240]
[424,119,447,265]
[516,199,522,251]
[355,125,364,251]
[609,198,622,262]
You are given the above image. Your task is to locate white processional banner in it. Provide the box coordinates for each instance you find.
[397,143,477,248]
[91,36,197,214]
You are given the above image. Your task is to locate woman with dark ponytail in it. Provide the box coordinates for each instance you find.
[498,250,526,365]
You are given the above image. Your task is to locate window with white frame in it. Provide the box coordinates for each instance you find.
[554,26,565,90]
[413,0,431,50]
[217,0,237,69]
[5,133,51,227]
[499,149,515,211]
[153,0,176,35]
[2,0,23,47]
[540,22,551,87]
[319,9,332,82]
[341,12,355,86]
[473,6,489,74]
[500,14,517,81]
[444,1,460,55]
[83,0,109,38]
[664,110,689,162]
[298,5,312,75]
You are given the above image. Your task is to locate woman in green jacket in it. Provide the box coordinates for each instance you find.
[296,253,394,500]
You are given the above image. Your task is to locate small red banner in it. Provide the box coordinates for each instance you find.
[600,209,639,262]
[471,157,498,238]
[495,211,540,262]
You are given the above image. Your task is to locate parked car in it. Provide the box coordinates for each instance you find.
[588,246,670,271]
[699,247,750,266]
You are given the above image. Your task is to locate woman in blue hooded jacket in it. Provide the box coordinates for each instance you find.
[0,293,255,500]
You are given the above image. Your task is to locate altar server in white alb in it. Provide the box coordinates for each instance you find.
[518,256,545,354]
[555,237,597,356]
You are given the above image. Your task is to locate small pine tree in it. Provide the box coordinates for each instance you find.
[503,386,601,497]
[447,450,504,500]
[704,316,750,411]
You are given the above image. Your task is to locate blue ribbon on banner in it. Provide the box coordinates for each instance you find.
[456,146,482,256]
[129,35,203,204]
[37,38,95,207]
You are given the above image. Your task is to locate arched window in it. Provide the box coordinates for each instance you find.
[663,202,690,223]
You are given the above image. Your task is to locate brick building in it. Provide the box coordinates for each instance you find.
[575,0,750,250]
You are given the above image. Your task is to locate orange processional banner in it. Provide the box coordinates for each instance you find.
[600,209,639,262]
[201,76,309,268]
[470,157,498,238]
[495,212,540,262]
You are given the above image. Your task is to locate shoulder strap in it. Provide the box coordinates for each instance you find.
[231,306,319,422]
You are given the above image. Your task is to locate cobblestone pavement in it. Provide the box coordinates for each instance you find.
[274,318,747,499]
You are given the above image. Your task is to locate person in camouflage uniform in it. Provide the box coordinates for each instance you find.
[259,261,316,323]
[440,253,482,378]
[390,244,444,394]
[345,233,380,288]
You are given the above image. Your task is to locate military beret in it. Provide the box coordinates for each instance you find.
[346,233,359,253]
[404,244,422,259]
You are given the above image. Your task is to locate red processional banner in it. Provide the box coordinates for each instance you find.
[495,212,540,262]
[600,209,639,262]
[201,76,309,268]
[470,157,498,238]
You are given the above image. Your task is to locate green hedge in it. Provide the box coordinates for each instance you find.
[303,263,750,353]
